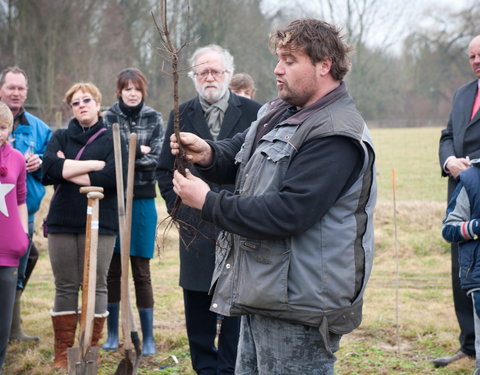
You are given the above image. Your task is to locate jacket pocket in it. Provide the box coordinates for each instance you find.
[209,231,232,295]
[260,140,291,162]
[234,238,290,309]
[240,141,293,196]
[460,243,477,284]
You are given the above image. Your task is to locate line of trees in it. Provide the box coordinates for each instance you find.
[0,0,479,127]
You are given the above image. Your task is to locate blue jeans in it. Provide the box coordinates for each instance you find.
[236,315,341,375]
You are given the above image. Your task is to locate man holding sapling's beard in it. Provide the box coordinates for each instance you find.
[171,18,377,375]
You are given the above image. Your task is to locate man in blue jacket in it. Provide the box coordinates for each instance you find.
[0,66,52,343]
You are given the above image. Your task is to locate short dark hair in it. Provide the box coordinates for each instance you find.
[115,68,148,98]
[0,66,28,87]
[269,18,352,81]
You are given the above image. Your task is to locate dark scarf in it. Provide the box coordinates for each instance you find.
[119,97,144,120]
[13,107,29,132]
[69,118,105,144]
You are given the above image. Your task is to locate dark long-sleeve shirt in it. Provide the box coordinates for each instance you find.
[200,131,363,240]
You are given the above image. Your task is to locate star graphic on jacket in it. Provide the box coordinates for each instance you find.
[0,182,15,217]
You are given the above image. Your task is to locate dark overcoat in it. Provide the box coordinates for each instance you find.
[157,92,262,291]
[440,79,480,197]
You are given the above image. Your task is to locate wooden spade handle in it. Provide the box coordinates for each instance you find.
[86,191,104,200]
[79,188,104,356]
[112,123,137,350]
[79,186,104,194]
[121,133,138,344]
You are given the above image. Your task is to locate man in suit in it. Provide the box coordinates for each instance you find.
[437,34,480,367]
[157,44,262,375]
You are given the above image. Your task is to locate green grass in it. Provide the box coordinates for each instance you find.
[372,127,446,203]
[6,126,476,374]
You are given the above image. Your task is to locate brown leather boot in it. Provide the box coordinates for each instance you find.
[51,312,78,370]
[91,316,106,366]
[91,316,106,347]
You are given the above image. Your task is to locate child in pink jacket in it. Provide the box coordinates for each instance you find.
[0,101,29,373]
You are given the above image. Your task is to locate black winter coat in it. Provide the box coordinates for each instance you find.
[42,118,126,235]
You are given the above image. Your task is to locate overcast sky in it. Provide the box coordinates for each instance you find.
[261,0,473,52]
[261,0,470,15]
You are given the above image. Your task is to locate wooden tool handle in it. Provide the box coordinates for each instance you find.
[80,186,104,194]
[79,188,104,355]
[120,132,137,350]
[86,192,104,200]
[112,123,134,349]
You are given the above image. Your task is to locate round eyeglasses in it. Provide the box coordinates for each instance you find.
[193,70,228,80]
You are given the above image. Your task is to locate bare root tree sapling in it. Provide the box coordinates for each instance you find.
[152,0,215,251]
[152,0,193,218]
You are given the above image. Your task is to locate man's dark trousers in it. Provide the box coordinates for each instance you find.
[183,289,240,375]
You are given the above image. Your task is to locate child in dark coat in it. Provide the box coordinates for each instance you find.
[443,160,480,375]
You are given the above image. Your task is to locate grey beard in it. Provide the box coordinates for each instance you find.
[197,84,228,104]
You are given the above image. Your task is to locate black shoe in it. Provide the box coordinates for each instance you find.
[432,350,471,367]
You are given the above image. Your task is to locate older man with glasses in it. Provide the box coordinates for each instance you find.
[158,44,262,375]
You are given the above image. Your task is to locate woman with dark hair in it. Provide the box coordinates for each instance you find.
[42,82,124,370]
[102,67,164,356]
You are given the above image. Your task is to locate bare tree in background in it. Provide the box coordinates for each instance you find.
[152,0,192,169]
[268,0,420,121]
[1,0,103,121]
[152,0,194,222]
[181,0,276,103]
[401,2,480,119]
[0,0,479,126]
[307,0,416,121]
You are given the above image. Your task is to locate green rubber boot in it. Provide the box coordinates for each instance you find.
[9,290,40,343]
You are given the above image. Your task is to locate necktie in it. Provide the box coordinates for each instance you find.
[471,89,480,120]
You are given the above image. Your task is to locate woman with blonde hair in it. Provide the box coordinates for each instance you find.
[42,82,125,369]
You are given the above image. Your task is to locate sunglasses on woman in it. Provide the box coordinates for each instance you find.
[70,97,95,107]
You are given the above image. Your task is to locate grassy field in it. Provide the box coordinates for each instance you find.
[5,126,474,374]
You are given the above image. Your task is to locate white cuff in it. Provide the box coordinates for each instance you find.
[443,155,455,174]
